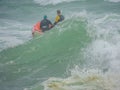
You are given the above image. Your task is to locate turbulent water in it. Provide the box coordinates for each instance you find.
[0,0,120,90]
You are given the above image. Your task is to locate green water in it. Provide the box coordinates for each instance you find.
[0,18,89,90]
[0,0,120,90]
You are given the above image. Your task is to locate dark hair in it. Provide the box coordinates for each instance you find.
[57,10,61,14]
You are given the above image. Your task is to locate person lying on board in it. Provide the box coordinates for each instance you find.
[40,15,53,32]
[32,15,53,37]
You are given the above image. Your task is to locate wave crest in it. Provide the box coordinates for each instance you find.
[33,0,78,5]
[105,0,120,3]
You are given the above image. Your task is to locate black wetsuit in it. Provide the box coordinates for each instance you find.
[40,19,52,32]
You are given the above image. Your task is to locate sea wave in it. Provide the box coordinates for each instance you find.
[33,0,79,5]
[105,0,120,3]
[42,67,120,90]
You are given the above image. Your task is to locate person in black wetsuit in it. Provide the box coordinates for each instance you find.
[40,15,53,32]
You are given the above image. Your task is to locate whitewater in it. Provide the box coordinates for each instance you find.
[0,0,120,90]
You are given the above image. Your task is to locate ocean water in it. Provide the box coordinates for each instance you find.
[0,0,120,90]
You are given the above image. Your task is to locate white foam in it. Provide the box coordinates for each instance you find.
[42,67,120,90]
[85,13,120,72]
[66,10,88,19]
[66,12,120,65]
[105,0,120,2]
[33,0,79,5]
[0,19,31,51]
[0,36,24,51]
